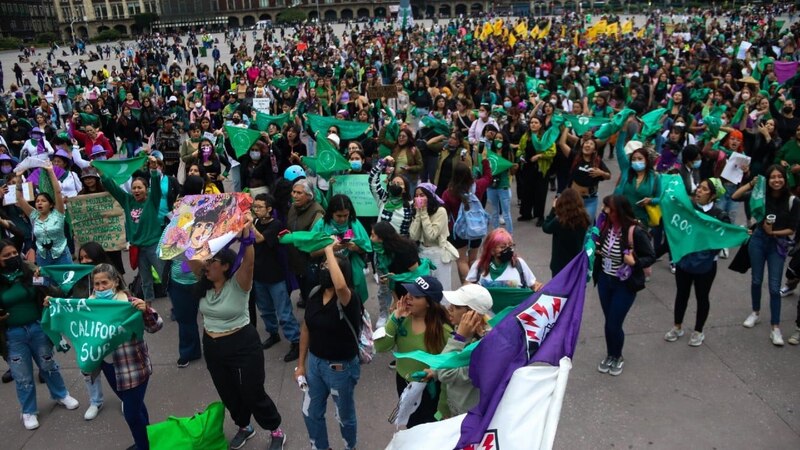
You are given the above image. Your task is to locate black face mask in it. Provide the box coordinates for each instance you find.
[2,255,22,273]
[318,268,333,289]
[387,184,403,197]
[498,247,514,263]
[784,106,794,115]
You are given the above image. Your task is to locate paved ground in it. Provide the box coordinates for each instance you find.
[0,16,798,450]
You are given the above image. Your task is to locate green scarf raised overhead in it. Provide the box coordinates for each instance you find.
[563,114,610,136]
[475,150,514,176]
[310,218,372,303]
[659,174,750,262]
[379,119,400,158]
[594,108,636,140]
[255,112,290,132]
[306,114,370,140]
[637,108,668,141]
[225,126,262,157]
[40,298,145,372]
[420,115,451,137]
[269,77,300,92]
[301,133,351,177]
[92,154,148,185]
[278,231,334,253]
[701,105,727,142]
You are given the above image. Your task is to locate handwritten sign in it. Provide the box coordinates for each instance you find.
[3,182,34,206]
[367,84,398,99]
[252,97,271,113]
[69,192,127,251]
[331,174,386,217]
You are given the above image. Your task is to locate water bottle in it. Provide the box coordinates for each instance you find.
[296,375,308,392]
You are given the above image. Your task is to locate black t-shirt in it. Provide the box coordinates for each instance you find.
[254,218,285,284]
[304,288,361,361]
[568,148,610,196]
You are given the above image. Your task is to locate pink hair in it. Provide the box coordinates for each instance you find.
[477,228,517,277]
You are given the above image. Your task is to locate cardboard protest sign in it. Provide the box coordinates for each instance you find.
[158,193,253,261]
[367,84,398,99]
[70,192,127,251]
[330,174,386,217]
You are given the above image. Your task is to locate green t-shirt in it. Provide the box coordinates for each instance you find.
[0,282,39,327]
[375,313,453,379]
[199,277,251,333]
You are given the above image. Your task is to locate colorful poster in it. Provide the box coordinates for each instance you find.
[158,193,253,261]
[69,192,127,251]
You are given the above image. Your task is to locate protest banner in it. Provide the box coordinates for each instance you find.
[41,297,145,372]
[367,84,398,99]
[159,193,253,261]
[330,174,386,217]
[252,98,271,113]
[69,192,127,251]
[2,182,34,206]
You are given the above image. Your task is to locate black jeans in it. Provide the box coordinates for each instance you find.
[519,165,548,219]
[674,263,717,332]
[395,373,441,428]
[203,325,282,430]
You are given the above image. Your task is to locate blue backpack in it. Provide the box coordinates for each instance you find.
[454,192,489,241]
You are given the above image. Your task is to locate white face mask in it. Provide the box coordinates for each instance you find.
[479,111,488,120]
[195,102,202,109]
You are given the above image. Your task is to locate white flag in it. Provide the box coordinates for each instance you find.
[385,357,573,450]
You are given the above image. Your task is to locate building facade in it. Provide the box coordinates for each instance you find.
[52,0,160,41]
[0,1,59,40]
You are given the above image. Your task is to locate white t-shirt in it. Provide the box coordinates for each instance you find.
[466,257,536,289]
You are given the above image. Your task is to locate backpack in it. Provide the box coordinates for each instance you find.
[453,191,489,241]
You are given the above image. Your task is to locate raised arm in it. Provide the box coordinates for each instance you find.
[45,163,65,214]
[13,177,34,216]
[234,219,256,292]
[326,243,351,305]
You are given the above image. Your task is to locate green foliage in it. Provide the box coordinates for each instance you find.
[0,37,22,50]
[134,12,159,29]
[92,29,125,43]
[277,8,307,24]
[35,32,59,44]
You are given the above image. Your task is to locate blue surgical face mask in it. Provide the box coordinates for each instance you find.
[631,161,646,172]
[94,288,115,299]
[350,160,363,171]
[692,160,702,169]
[503,101,512,108]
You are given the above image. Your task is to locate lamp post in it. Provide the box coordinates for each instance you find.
[316,0,321,23]
[70,16,77,44]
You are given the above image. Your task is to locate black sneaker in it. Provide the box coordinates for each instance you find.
[262,334,281,350]
[176,358,190,369]
[535,218,544,227]
[268,429,286,450]
[230,425,255,450]
[2,369,12,383]
[283,343,300,362]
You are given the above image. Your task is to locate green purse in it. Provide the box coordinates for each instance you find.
[147,401,227,450]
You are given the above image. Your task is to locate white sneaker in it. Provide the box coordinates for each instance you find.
[84,404,102,421]
[22,413,39,430]
[375,314,388,329]
[499,217,506,225]
[770,328,785,346]
[57,394,79,410]
[743,312,760,328]
[788,328,800,345]
[688,331,705,347]
[719,248,729,259]
[780,285,796,297]
[664,326,684,342]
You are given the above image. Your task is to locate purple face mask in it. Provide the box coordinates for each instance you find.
[201,145,213,161]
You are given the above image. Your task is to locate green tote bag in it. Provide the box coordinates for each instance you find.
[147,401,227,450]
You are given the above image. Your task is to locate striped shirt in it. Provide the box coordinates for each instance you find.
[600,228,624,276]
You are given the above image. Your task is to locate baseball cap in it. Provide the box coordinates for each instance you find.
[327,133,340,146]
[168,95,178,103]
[443,285,493,316]
[401,276,444,303]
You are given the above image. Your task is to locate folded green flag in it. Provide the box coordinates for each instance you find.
[563,114,610,136]
[40,264,95,294]
[80,112,99,126]
[393,306,515,369]
[639,108,667,139]
[659,174,750,262]
[379,120,400,157]
[701,105,726,141]
[731,104,746,128]
[255,112,290,132]
[278,231,334,253]
[484,151,515,176]
[269,77,300,92]
[306,114,370,140]
[420,115,451,136]
[749,175,766,222]
[41,298,145,372]
[92,154,148,185]
[225,125,262,157]
[301,133,351,176]
[594,108,636,140]
[690,88,712,103]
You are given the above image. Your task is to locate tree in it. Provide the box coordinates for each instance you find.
[277,8,307,24]
[134,12,159,34]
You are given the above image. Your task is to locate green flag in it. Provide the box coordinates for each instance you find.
[659,174,750,262]
[484,151,515,176]
[255,112,290,132]
[526,116,564,152]
[420,115,451,136]
[301,134,351,176]
[40,298,145,372]
[701,105,726,141]
[269,77,300,92]
[749,175,766,222]
[79,112,99,126]
[40,264,95,294]
[225,125,262,157]
[278,231,334,253]
[306,114,370,140]
[486,287,535,312]
[379,120,400,158]
[130,108,142,120]
[563,114,610,136]
[594,108,636,140]
[638,108,668,139]
[92,154,148,185]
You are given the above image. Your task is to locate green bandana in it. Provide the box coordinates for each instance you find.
[384,196,405,212]
[0,269,23,283]
[488,261,509,280]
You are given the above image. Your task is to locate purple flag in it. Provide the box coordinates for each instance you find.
[457,251,588,448]
[27,166,65,186]
[775,61,799,84]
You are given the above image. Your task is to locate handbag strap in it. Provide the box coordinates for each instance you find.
[336,299,361,348]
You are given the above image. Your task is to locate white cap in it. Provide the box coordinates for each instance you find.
[443,285,493,316]
[168,95,178,103]
[624,140,644,156]
[327,133,340,146]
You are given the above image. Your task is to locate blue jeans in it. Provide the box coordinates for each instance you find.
[6,322,69,414]
[302,353,360,450]
[715,182,739,225]
[596,272,637,358]
[749,228,785,325]
[584,195,599,223]
[167,281,202,360]
[375,266,392,319]
[486,187,513,234]
[84,373,104,406]
[124,140,142,159]
[230,165,242,193]
[252,280,301,343]
[138,244,165,302]
[35,249,73,269]
[102,362,150,450]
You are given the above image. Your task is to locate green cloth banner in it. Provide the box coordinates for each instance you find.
[225,126,262,157]
[330,174,386,217]
[563,114,610,136]
[278,231,335,253]
[476,151,514,176]
[594,108,636,140]
[255,112,290,132]
[486,287,535,313]
[269,77,300,92]
[659,174,750,262]
[306,114,370,140]
[420,115,451,136]
[92,154,148,185]
[639,108,668,139]
[302,133,351,176]
[41,298,145,372]
[749,175,766,223]
[40,264,95,294]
